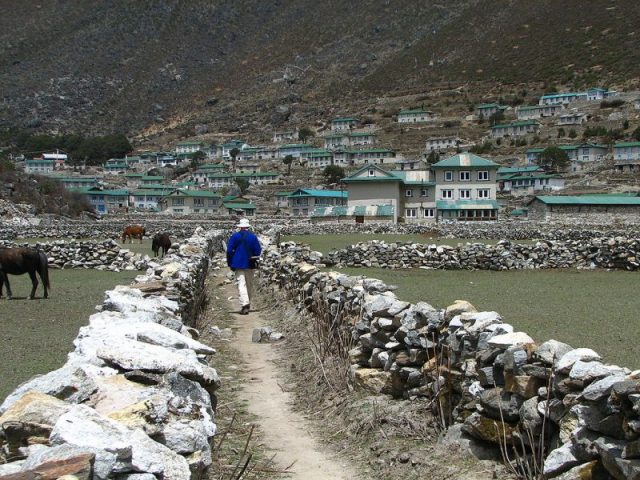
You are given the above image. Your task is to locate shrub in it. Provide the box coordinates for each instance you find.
[600,99,625,109]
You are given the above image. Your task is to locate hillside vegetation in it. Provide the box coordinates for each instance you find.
[1,0,639,138]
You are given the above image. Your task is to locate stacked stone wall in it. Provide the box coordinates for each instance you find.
[0,228,225,479]
[259,241,640,479]
[323,238,640,271]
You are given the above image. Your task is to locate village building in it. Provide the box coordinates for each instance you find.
[586,87,617,101]
[526,194,640,222]
[331,117,359,131]
[193,163,226,184]
[175,141,206,154]
[124,173,144,187]
[395,159,429,171]
[397,108,436,123]
[635,97,640,110]
[341,164,435,223]
[490,120,539,138]
[525,143,608,171]
[277,143,313,159]
[139,175,165,186]
[24,159,55,174]
[222,196,256,216]
[612,142,640,173]
[233,161,260,174]
[103,159,129,174]
[42,152,67,169]
[515,104,564,120]
[287,188,347,217]
[497,166,565,195]
[425,136,470,153]
[323,132,377,150]
[217,140,246,160]
[273,192,292,210]
[159,189,221,215]
[303,149,334,169]
[557,112,588,126]
[310,204,395,223]
[475,103,508,118]
[539,92,587,106]
[431,153,499,221]
[272,130,298,143]
[350,148,397,165]
[80,187,130,214]
[129,188,173,211]
[55,176,99,190]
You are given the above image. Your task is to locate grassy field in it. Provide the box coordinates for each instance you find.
[282,234,532,254]
[335,266,640,369]
[0,269,137,401]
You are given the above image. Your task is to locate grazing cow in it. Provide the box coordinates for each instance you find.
[122,225,146,243]
[0,248,50,299]
[152,233,172,258]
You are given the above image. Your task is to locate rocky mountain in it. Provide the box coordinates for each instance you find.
[1,0,639,138]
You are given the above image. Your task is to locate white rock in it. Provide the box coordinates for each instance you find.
[488,331,534,348]
[555,348,602,373]
[543,443,579,477]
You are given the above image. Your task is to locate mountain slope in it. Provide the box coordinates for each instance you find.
[0,0,638,137]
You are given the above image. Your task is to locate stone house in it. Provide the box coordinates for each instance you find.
[490,120,540,138]
[80,187,130,214]
[272,130,298,143]
[140,175,165,185]
[193,163,226,185]
[498,173,565,196]
[159,189,221,215]
[515,104,564,120]
[287,188,347,217]
[613,142,640,173]
[425,136,468,153]
[475,103,507,118]
[175,141,205,154]
[331,117,359,131]
[342,165,435,223]
[525,143,608,171]
[103,159,129,174]
[130,188,173,211]
[397,108,436,123]
[395,159,429,171]
[431,153,499,221]
[350,148,396,166]
[24,159,54,174]
[217,140,246,160]
[222,197,256,216]
[526,194,640,222]
[55,176,99,190]
[277,143,313,159]
[586,88,617,101]
[539,92,587,105]
[273,192,292,209]
[303,149,334,169]
[557,112,587,126]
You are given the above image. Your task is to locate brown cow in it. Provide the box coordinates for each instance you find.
[122,225,146,243]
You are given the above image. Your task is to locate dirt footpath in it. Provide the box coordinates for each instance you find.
[212,280,358,479]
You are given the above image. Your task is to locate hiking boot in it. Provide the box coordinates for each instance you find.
[240,305,250,315]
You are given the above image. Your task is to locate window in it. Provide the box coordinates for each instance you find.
[477,189,490,199]
[405,208,417,218]
[405,189,413,197]
[441,189,453,199]
[368,169,375,176]
[477,170,489,181]
[172,198,184,206]
[444,171,453,182]
[194,198,204,206]
[459,170,471,181]
[420,188,429,197]
[423,208,435,218]
[459,189,471,199]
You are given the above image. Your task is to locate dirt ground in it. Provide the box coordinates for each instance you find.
[201,262,514,479]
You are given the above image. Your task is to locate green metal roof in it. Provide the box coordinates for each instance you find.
[540,92,586,99]
[311,204,394,217]
[398,109,431,115]
[80,189,129,196]
[278,143,313,149]
[491,120,539,129]
[176,141,204,146]
[274,191,293,197]
[197,163,225,170]
[507,174,563,181]
[350,132,375,137]
[332,117,358,122]
[436,200,499,210]
[532,195,640,206]
[432,152,498,168]
[287,188,347,199]
[233,172,279,177]
[170,189,221,198]
[141,175,165,180]
[613,142,640,148]
[497,166,542,174]
[131,189,173,196]
[124,173,144,178]
[56,177,98,182]
[348,148,394,154]
[137,184,174,190]
[224,202,256,209]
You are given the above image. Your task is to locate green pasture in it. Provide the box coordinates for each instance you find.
[0,269,137,401]
[282,233,534,254]
[335,266,640,369]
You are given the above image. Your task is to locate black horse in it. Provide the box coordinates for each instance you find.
[151,233,172,258]
[0,248,50,299]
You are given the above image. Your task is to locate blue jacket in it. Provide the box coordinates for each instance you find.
[227,230,262,269]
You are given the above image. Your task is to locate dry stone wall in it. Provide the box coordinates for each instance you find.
[324,238,640,271]
[259,241,640,479]
[0,227,224,480]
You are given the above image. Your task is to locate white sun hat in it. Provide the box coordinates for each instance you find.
[237,218,251,228]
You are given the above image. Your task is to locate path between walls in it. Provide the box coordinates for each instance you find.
[220,282,358,480]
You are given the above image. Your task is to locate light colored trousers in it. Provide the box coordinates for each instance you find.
[236,269,255,307]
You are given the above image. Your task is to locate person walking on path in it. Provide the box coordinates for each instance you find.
[226,218,262,315]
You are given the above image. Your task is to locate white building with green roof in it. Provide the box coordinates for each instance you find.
[431,153,499,221]
[527,194,640,222]
[613,141,640,173]
[397,109,436,123]
[515,104,564,120]
[490,120,539,138]
[331,117,359,131]
[159,189,222,215]
[175,141,206,154]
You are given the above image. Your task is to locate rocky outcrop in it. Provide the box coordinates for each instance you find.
[259,240,640,479]
[0,227,224,479]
